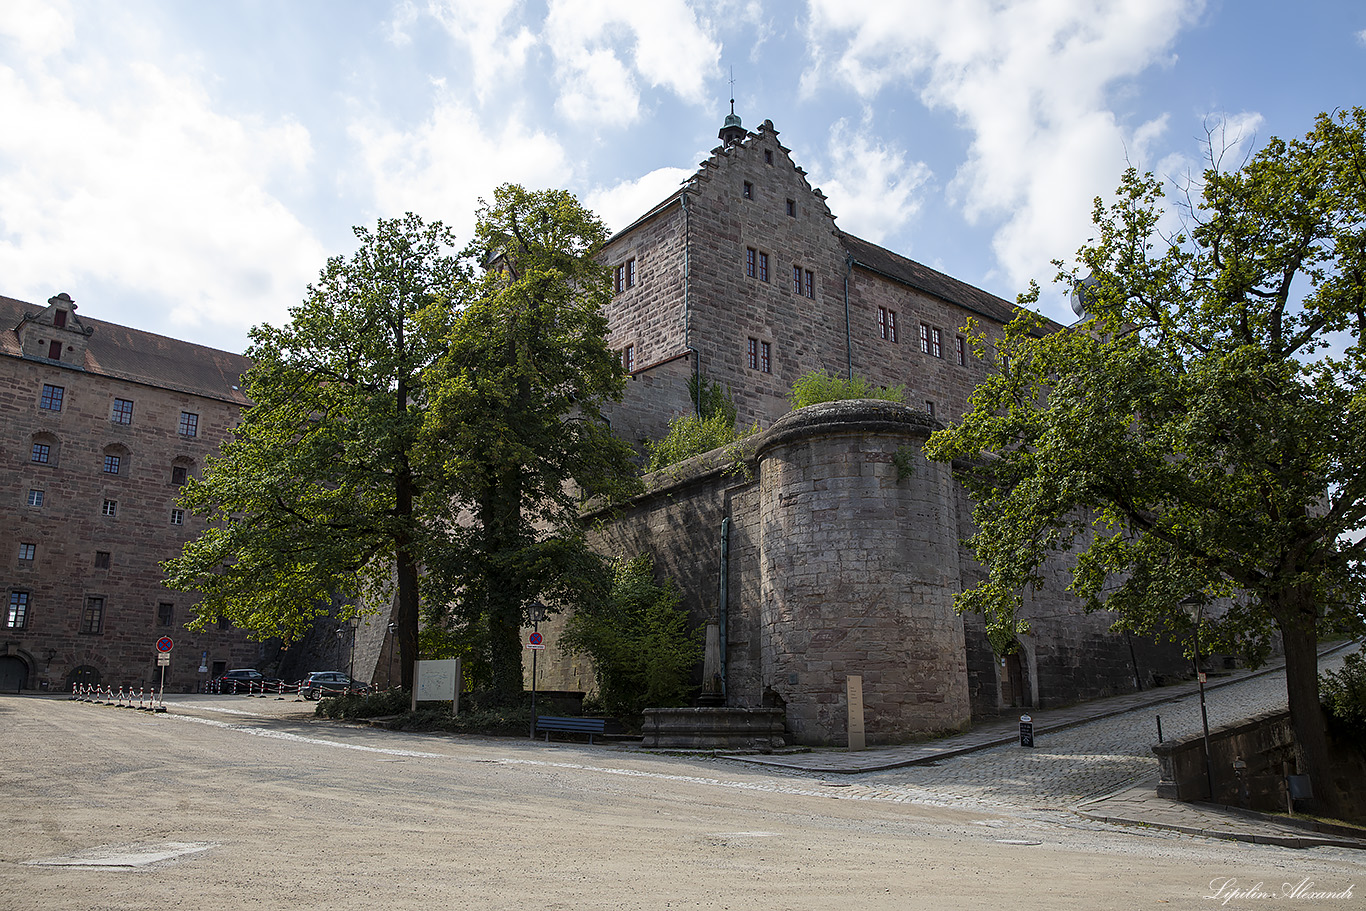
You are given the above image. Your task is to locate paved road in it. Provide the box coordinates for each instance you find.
[1,692,1361,911]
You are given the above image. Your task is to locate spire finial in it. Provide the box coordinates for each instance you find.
[718,66,745,145]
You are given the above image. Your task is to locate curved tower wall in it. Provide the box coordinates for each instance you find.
[755,401,971,744]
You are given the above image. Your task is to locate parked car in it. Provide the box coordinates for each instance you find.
[298,671,370,700]
[213,668,280,694]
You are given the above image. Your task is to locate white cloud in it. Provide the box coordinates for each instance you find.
[0,2,325,343]
[1357,28,1366,47]
[348,94,572,238]
[586,166,695,235]
[815,119,931,244]
[423,0,536,101]
[804,0,1206,292]
[545,0,721,126]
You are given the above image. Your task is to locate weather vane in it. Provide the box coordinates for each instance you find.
[729,65,736,114]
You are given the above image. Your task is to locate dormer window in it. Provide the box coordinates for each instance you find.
[54,310,67,328]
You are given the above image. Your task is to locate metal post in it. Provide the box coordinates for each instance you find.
[1194,617,1214,800]
[528,601,546,739]
[387,622,398,688]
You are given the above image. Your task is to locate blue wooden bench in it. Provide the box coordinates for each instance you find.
[536,715,607,744]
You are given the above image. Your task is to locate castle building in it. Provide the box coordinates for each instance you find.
[1,293,261,693]
[599,115,1030,450]
[532,114,1188,744]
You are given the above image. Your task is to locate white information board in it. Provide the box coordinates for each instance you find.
[413,658,461,714]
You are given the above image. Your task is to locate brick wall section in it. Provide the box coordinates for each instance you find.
[2,294,262,692]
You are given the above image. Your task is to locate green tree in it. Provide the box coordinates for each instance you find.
[561,554,702,717]
[164,214,465,689]
[421,185,639,701]
[924,109,1366,815]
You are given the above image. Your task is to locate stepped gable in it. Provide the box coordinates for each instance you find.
[608,118,839,245]
[0,293,252,404]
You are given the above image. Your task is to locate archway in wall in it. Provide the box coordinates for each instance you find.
[0,656,28,693]
[1002,650,1032,708]
[66,665,101,692]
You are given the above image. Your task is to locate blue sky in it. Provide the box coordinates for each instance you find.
[1,1,1363,354]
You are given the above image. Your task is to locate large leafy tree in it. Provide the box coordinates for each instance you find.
[421,185,638,700]
[925,109,1366,814]
[164,214,465,689]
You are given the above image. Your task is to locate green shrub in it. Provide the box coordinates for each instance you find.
[315,688,411,720]
[646,411,752,472]
[560,554,702,717]
[1321,651,1366,738]
[789,371,905,409]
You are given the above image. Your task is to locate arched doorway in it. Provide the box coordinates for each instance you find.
[66,665,101,692]
[1002,651,1032,708]
[0,656,29,693]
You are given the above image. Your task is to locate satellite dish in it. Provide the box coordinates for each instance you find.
[1070,274,1098,319]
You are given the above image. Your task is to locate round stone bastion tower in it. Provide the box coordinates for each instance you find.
[754,399,971,744]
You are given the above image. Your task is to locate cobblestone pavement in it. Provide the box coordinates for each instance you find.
[726,646,1359,817]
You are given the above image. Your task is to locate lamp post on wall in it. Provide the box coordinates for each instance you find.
[1183,595,1214,800]
[387,622,399,688]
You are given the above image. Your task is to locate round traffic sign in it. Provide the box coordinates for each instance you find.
[528,631,543,646]
[155,637,174,652]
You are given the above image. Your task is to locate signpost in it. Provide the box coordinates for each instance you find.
[1019,714,1034,748]
[527,601,547,739]
[154,638,172,708]
[413,658,461,715]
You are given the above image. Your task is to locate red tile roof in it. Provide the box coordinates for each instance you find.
[0,294,252,404]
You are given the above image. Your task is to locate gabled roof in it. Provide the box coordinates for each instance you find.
[839,233,1058,330]
[0,294,252,404]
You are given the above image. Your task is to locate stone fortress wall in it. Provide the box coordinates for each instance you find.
[534,399,1191,746]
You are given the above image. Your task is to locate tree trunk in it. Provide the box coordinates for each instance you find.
[395,539,420,692]
[395,462,420,692]
[481,475,528,704]
[1275,591,1342,818]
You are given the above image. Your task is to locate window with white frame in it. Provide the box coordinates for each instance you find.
[7,592,28,629]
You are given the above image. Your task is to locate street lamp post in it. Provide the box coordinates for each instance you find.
[1183,596,1214,800]
[387,622,398,689]
[528,600,547,739]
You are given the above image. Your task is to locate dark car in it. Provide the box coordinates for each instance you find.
[298,671,370,700]
[213,668,280,694]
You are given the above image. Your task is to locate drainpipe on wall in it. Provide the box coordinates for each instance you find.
[843,252,854,379]
[719,516,730,699]
[682,188,700,415]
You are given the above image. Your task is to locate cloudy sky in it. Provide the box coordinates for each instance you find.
[1,1,1362,353]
